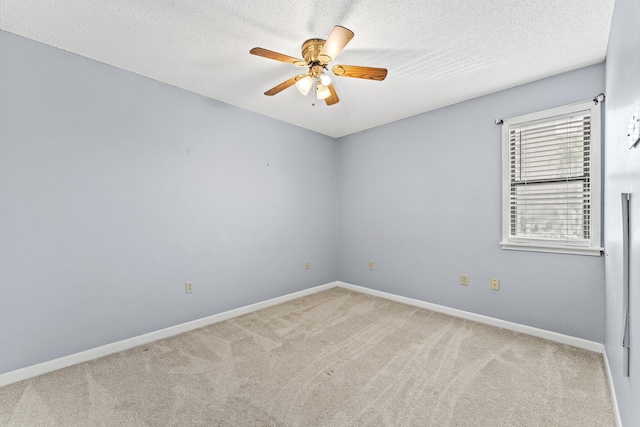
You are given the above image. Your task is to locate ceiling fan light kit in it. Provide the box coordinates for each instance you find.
[316,83,331,100]
[296,75,313,95]
[250,25,387,106]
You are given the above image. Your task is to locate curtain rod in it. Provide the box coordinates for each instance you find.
[495,93,606,125]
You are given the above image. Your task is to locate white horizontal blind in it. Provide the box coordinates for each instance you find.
[508,111,591,244]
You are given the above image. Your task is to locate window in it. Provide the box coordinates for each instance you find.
[500,99,602,256]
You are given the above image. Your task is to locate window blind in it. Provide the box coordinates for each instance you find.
[508,111,591,244]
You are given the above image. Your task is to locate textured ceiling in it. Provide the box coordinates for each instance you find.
[0,0,615,138]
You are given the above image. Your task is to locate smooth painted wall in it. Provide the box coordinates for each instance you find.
[338,64,606,342]
[0,26,612,384]
[0,30,338,374]
[604,0,640,424]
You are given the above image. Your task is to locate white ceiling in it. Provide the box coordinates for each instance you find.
[0,0,615,138]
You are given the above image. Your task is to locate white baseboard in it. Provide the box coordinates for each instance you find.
[336,281,604,354]
[0,281,338,387]
[602,349,623,427]
[0,280,607,389]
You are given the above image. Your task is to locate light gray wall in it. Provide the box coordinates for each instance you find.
[338,64,606,342]
[0,25,613,389]
[604,0,640,424]
[0,30,338,374]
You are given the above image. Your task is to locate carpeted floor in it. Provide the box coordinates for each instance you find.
[0,287,615,426]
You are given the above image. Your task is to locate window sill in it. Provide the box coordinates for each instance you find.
[500,242,604,256]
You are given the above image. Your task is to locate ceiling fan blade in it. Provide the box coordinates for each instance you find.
[318,26,354,63]
[250,47,306,66]
[325,84,340,105]
[332,65,388,81]
[264,75,305,96]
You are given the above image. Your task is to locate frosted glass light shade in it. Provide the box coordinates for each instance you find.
[316,83,331,100]
[319,72,331,86]
[296,76,313,95]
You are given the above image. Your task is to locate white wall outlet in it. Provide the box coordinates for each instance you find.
[305,261,310,270]
[185,282,193,294]
[369,261,374,270]
[460,274,469,286]
[490,278,500,291]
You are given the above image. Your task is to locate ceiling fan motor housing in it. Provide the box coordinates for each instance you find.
[301,39,329,64]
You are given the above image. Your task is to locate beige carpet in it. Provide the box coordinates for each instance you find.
[0,288,615,426]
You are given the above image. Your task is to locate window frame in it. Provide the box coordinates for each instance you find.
[500,99,603,256]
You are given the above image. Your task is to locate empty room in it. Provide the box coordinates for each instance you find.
[0,0,638,425]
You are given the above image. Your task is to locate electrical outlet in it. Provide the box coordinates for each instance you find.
[490,278,500,291]
[305,261,310,270]
[460,274,469,286]
[369,261,374,270]
[185,282,193,294]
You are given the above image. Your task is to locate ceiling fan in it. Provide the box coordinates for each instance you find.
[250,26,387,106]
